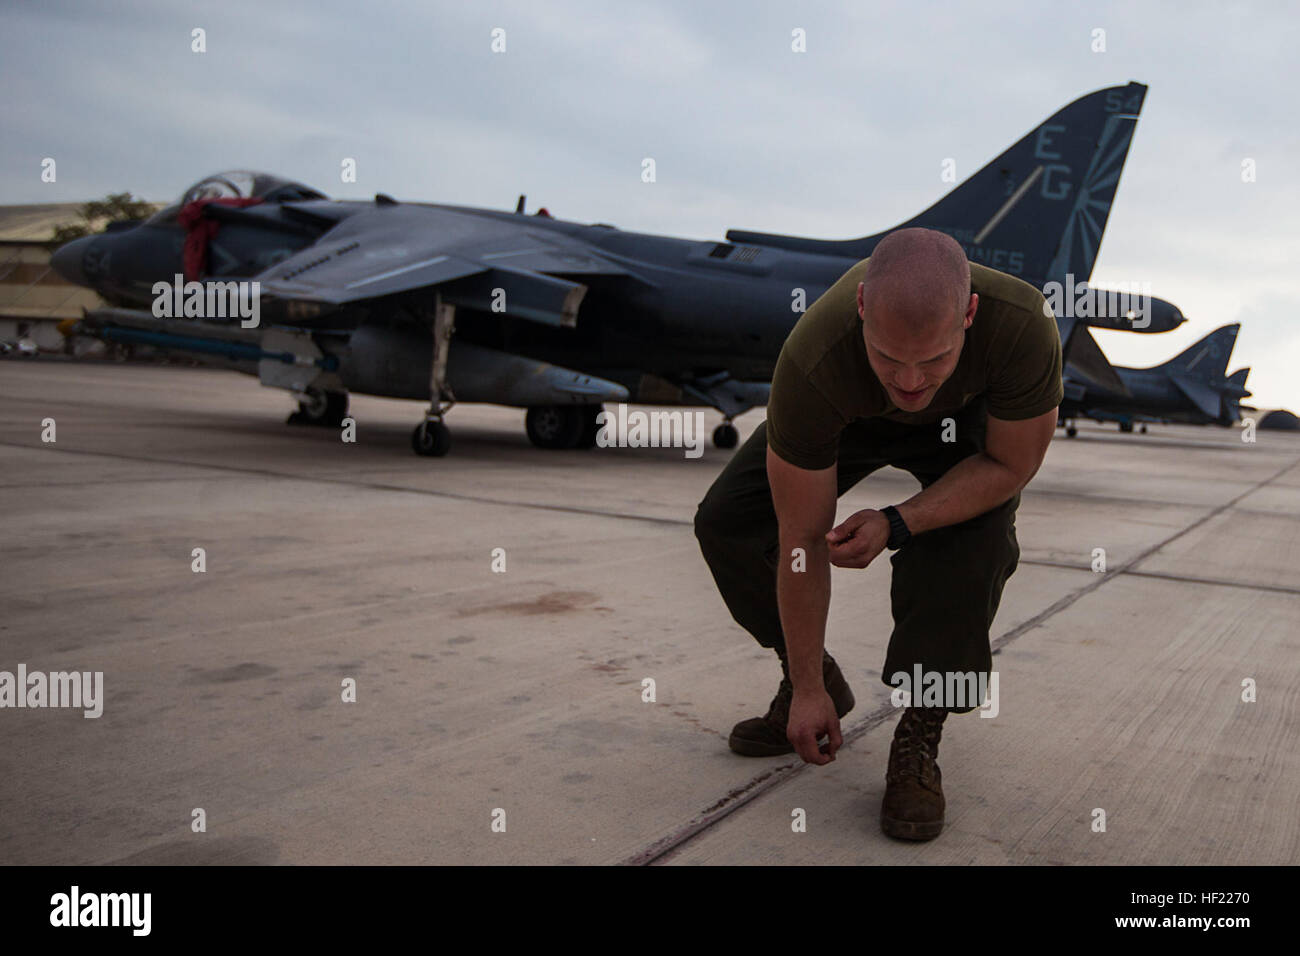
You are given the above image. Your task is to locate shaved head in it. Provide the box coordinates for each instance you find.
[861,227,971,329]
[855,228,977,411]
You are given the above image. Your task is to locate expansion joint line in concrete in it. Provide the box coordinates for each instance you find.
[0,440,687,528]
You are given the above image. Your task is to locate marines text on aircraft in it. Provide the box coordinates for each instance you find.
[52,83,1168,457]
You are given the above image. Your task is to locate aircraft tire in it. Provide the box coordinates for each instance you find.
[411,421,451,457]
[713,423,739,449]
[1066,425,1078,438]
[576,405,603,449]
[292,389,349,427]
[526,405,584,449]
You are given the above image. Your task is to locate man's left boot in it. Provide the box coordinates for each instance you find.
[880,706,948,841]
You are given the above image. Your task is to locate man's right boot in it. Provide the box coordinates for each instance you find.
[728,647,855,757]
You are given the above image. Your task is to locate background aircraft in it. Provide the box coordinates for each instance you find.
[1059,325,1251,434]
[52,82,1164,456]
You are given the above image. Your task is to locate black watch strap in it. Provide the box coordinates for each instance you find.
[882,505,911,550]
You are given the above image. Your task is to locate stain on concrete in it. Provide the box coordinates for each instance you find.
[107,835,280,865]
[185,662,277,684]
[456,590,599,617]
[297,688,332,711]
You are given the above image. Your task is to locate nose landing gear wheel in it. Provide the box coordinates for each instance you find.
[713,422,738,449]
[411,420,451,457]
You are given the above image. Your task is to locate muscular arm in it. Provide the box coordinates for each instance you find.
[895,406,1058,534]
[766,446,838,692]
[826,407,1058,568]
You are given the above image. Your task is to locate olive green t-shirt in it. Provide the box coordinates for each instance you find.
[766,258,1063,470]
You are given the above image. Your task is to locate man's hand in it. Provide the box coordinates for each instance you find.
[787,687,843,765]
[825,509,890,568]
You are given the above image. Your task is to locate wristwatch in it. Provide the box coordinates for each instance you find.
[881,505,911,550]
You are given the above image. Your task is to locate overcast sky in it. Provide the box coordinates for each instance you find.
[4,0,1298,411]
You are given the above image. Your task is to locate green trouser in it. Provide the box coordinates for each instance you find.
[693,397,1019,715]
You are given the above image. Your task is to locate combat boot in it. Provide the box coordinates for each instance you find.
[880,706,948,840]
[728,648,855,757]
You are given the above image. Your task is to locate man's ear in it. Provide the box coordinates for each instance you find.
[857,282,867,320]
[963,292,978,328]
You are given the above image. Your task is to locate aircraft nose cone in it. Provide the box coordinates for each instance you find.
[50,236,92,285]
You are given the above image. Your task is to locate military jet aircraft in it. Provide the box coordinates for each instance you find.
[52,81,1166,456]
[1058,325,1251,435]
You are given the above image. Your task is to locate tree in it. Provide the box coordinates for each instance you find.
[51,192,156,244]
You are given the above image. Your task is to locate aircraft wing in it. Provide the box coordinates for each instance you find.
[255,203,631,326]
[1169,372,1224,420]
[1059,316,1130,396]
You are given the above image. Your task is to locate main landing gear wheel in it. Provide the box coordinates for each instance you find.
[411,420,451,457]
[713,422,739,449]
[288,389,348,427]
[1119,421,1134,433]
[1066,425,1078,438]
[576,405,603,449]
[526,405,587,449]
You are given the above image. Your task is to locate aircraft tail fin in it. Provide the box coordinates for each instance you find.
[725,81,1147,286]
[1159,325,1243,423]
[1156,324,1239,379]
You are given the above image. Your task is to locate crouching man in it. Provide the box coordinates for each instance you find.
[693,227,1061,840]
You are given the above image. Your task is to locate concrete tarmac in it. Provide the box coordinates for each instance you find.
[1,361,1297,865]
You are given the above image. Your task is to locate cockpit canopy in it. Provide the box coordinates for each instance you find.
[148,171,327,223]
[179,171,326,205]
